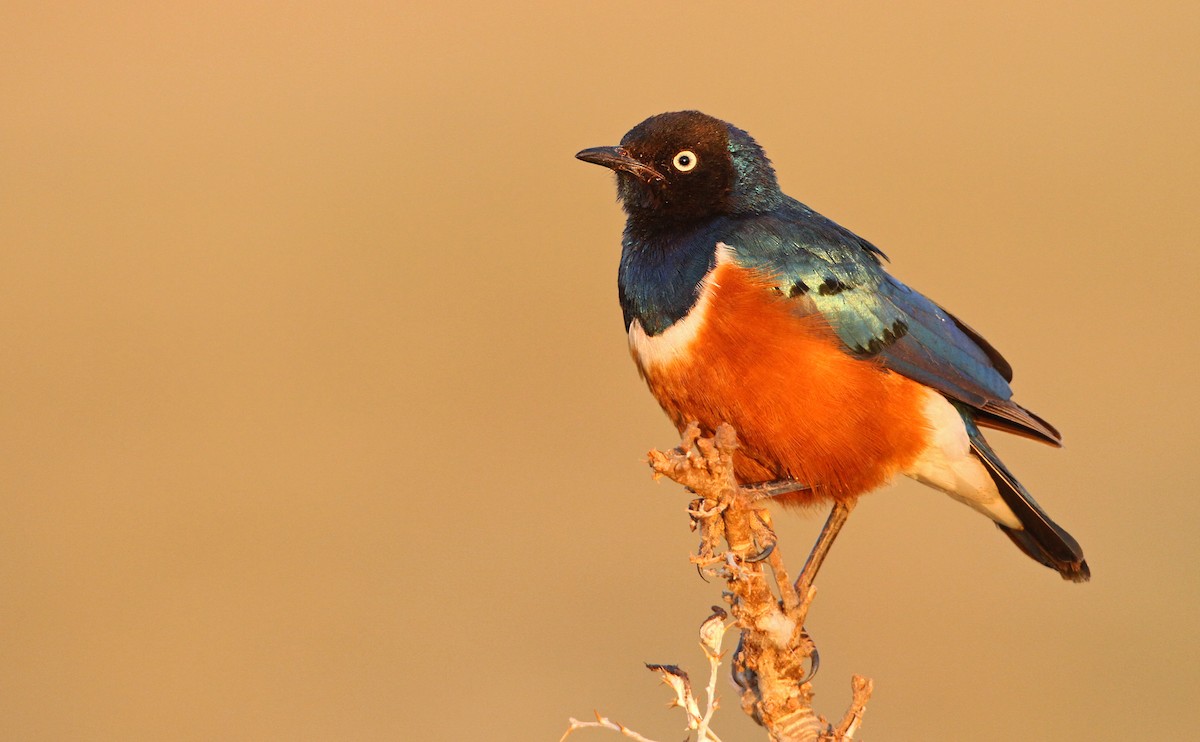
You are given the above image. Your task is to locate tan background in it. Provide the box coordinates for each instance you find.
[2,2,1197,740]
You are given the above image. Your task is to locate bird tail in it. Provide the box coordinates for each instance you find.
[966,419,1090,582]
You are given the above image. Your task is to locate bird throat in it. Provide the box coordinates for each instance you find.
[617,221,729,336]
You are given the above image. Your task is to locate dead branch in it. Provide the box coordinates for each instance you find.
[648,422,873,742]
[561,422,872,742]
[559,712,660,742]
[560,609,734,742]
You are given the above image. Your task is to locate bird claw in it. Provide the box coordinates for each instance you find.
[800,641,820,684]
[689,552,725,581]
[741,508,778,563]
[744,539,776,563]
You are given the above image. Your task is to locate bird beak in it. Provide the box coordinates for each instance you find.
[575,146,664,183]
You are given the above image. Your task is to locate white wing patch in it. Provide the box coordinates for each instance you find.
[904,388,1021,529]
[628,242,735,371]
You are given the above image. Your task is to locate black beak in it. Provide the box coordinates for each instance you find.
[575,146,664,183]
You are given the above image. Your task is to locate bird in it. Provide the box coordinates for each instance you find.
[576,110,1089,582]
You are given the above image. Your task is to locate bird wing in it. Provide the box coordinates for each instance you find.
[729,199,1061,445]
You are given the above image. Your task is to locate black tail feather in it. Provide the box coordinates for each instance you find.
[969,433,1090,583]
[997,523,1090,582]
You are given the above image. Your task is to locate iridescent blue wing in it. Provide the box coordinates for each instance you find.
[728,198,1060,445]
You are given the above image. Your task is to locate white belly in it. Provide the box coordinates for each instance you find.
[904,388,1020,528]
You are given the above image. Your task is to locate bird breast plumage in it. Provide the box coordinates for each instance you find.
[628,243,934,504]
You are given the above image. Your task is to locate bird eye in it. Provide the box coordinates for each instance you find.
[672,150,698,172]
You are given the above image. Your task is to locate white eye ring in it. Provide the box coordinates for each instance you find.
[672,150,698,172]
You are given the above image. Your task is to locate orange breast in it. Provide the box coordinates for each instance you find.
[633,261,931,507]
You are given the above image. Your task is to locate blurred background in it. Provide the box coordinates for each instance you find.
[2,2,1197,740]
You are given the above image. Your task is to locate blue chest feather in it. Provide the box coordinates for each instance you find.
[618,219,732,336]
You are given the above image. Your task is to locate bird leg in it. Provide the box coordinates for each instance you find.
[794,499,858,604]
[741,479,812,501]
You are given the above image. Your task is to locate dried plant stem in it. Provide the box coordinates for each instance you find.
[824,675,874,741]
[562,610,733,742]
[559,713,660,742]
[647,423,873,742]
[560,422,873,742]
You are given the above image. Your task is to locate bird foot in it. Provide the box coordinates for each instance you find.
[743,508,778,563]
[798,630,820,684]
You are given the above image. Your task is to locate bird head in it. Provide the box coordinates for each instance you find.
[576,111,783,227]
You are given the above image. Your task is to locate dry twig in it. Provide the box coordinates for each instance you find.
[559,712,659,742]
[560,609,733,742]
[562,423,873,741]
[649,422,873,741]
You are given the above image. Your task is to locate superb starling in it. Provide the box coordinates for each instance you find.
[577,110,1088,582]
